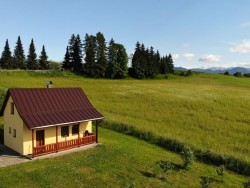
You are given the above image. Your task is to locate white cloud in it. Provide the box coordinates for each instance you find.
[230,40,250,53]
[199,54,221,62]
[183,53,194,61]
[240,22,250,28]
[172,54,179,60]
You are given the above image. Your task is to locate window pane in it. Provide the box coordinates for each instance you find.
[61,126,69,137]
[10,102,14,114]
[72,124,78,135]
[13,129,16,137]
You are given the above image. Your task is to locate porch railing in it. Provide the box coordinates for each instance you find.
[33,134,96,157]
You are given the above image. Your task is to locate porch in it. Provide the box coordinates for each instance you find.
[32,134,96,157]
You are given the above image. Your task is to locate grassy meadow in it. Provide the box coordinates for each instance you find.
[1,70,249,164]
[0,128,248,187]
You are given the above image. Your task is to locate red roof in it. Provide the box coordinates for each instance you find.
[0,88,104,129]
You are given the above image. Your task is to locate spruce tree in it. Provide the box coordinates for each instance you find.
[62,46,71,69]
[13,36,26,69]
[116,43,128,78]
[27,39,38,70]
[106,38,117,78]
[96,32,107,77]
[0,39,13,69]
[39,45,49,70]
[68,34,76,69]
[167,54,174,73]
[83,34,97,77]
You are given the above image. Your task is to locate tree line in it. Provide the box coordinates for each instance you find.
[63,32,175,78]
[0,36,49,70]
[0,33,175,78]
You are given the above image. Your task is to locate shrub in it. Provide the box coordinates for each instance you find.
[224,71,229,75]
[243,179,250,188]
[156,160,174,173]
[244,73,250,77]
[180,70,193,77]
[233,72,242,77]
[181,145,195,170]
[200,176,215,188]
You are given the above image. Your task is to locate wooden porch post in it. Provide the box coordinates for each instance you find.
[96,121,98,143]
[78,123,80,146]
[32,129,34,157]
[56,126,58,152]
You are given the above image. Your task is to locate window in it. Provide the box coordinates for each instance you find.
[10,102,14,114]
[9,127,11,134]
[13,129,16,138]
[61,126,69,137]
[72,124,79,135]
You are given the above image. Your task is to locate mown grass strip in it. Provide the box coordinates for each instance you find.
[101,121,250,176]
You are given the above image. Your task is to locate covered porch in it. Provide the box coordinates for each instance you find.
[33,134,96,157]
[31,121,101,157]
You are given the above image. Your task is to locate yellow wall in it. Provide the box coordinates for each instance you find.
[3,96,24,154]
[4,95,94,155]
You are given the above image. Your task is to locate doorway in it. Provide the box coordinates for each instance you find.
[36,130,45,146]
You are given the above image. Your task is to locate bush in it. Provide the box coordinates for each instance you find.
[156,160,174,173]
[244,73,250,77]
[224,71,229,75]
[243,179,250,188]
[180,70,193,77]
[233,72,243,77]
[181,145,195,170]
[200,176,215,188]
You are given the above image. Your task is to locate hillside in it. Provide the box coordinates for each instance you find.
[0,70,250,185]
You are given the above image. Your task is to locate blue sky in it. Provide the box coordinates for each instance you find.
[1,0,250,68]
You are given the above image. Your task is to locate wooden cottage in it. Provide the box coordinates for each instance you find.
[0,88,104,157]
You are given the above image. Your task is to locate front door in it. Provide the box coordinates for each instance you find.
[36,130,45,146]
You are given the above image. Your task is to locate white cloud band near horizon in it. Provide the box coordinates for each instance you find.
[199,54,221,62]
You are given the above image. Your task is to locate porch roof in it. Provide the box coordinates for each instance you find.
[0,88,104,129]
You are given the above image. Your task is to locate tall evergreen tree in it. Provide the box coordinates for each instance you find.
[96,32,107,77]
[106,39,128,78]
[167,54,174,73]
[62,46,71,69]
[83,34,97,77]
[39,45,49,70]
[27,39,38,70]
[13,36,26,69]
[0,39,13,69]
[67,34,83,71]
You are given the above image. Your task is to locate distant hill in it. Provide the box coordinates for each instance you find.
[174,67,250,74]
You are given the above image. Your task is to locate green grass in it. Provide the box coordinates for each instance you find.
[0,70,250,164]
[0,128,247,187]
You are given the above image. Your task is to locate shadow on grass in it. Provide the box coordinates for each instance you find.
[139,171,167,182]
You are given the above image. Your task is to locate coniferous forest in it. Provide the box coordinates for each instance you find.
[0,33,175,79]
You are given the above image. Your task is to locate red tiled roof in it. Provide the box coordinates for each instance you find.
[0,88,104,129]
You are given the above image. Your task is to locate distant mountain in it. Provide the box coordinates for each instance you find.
[174,67,250,74]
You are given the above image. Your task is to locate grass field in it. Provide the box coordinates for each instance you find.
[0,127,248,187]
[0,70,250,170]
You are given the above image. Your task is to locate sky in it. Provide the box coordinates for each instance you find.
[1,0,250,69]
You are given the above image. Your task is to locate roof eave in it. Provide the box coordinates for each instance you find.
[29,117,105,130]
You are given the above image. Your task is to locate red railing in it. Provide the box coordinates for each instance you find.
[33,134,96,157]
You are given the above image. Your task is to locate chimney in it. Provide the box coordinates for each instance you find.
[46,81,53,88]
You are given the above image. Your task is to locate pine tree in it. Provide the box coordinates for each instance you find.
[106,38,116,78]
[39,45,49,70]
[62,46,71,69]
[106,39,128,78]
[167,54,174,73]
[27,39,38,70]
[83,34,97,77]
[72,34,83,71]
[68,34,76,69]
[96,32,107,77]
[13,36,26,69]
[0,39,13,69]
